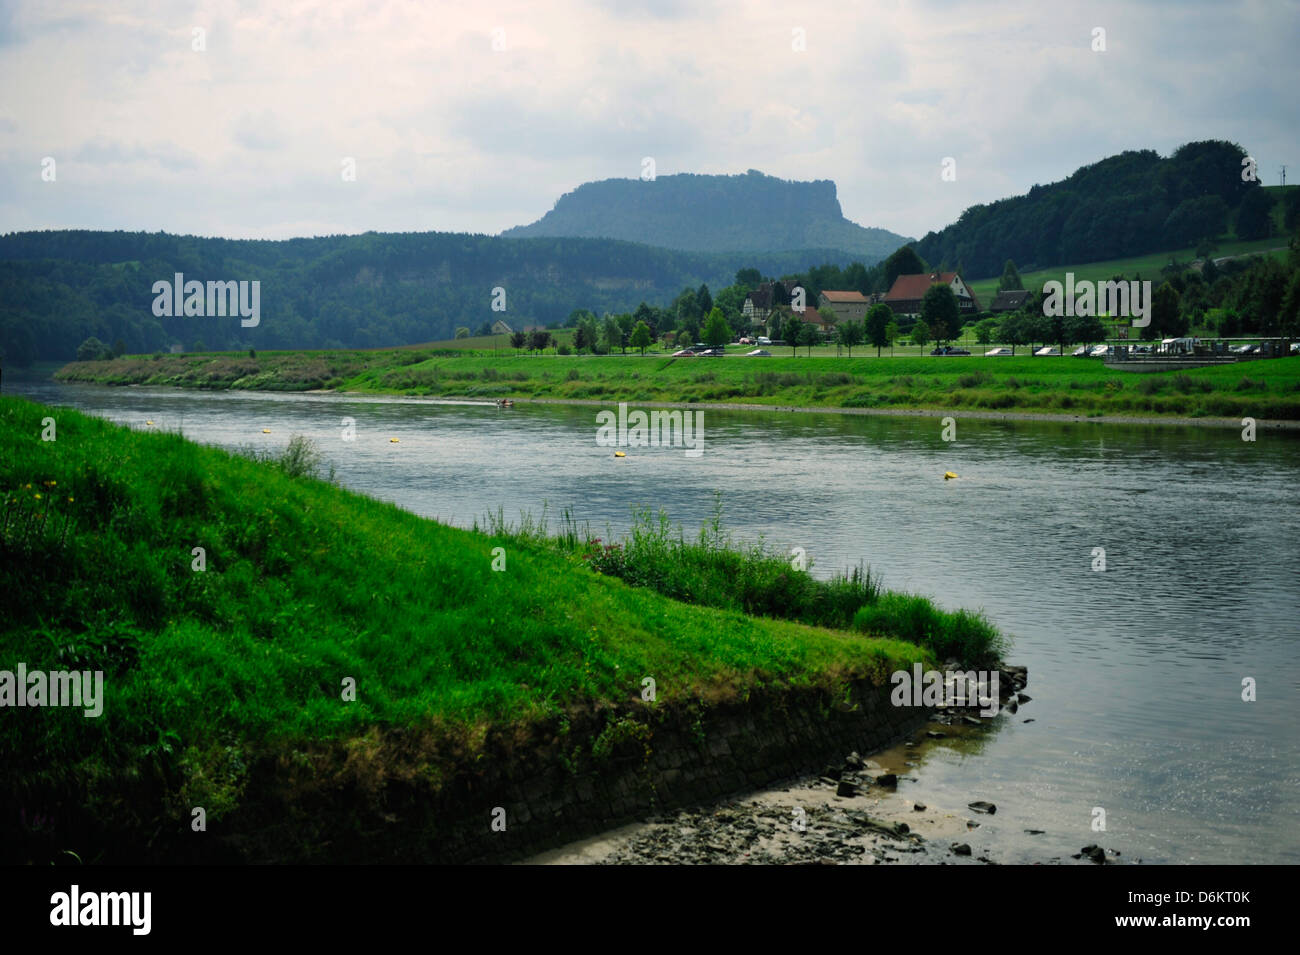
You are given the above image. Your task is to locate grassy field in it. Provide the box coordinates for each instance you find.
[55,350,1300,420]
[3,395,979,861]
[965,237,1290,307]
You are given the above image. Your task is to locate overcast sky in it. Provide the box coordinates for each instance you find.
[2,0,1296,244]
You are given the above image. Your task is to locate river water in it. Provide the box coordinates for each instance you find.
[9,372,1300,864]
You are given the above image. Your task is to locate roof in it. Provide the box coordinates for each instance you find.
[820,290,869,303]
[990,289,1031,310]
[884,272,963,301]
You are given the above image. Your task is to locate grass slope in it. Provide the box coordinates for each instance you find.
[1,396,932,858]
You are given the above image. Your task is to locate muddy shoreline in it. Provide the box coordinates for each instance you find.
[527,669,1127,866]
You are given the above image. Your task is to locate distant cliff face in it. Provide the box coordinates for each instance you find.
[502,170,910,263]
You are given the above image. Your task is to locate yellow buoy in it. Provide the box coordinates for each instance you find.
[614,451,626,458]
[145,420,155,426]
[390,438,400,443]
[262,428,271,434]
[944,471,958,480]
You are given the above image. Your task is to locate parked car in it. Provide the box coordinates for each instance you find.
[746,348,772,357]
[757,336,772,345]
[983,347,1013,356]
[671,349,695,357]
[1034,346,1061,356]
[738,337,754,345]
[930,345,971,355]
[1071,345,1092,357]
[699,347,725,357]
[1089,344,1112,358]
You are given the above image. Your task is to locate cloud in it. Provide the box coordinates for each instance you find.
[0,0,1294,245]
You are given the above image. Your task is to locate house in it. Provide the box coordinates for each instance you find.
[884,272,981,317]
[989,289,1031,313]
[776,303,834,337]
[491,319,514,335]
[818,290,870,323]
[742,282,780,328]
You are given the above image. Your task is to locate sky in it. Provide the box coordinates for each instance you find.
[1,0,1297,244]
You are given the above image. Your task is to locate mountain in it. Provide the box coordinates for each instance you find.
[912,140,1269,279]
[0,230,866,363]
[502,169,911,262]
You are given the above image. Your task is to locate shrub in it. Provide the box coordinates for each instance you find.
[853,593,1003,666]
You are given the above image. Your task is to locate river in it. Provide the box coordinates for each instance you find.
[8,371,1300,864]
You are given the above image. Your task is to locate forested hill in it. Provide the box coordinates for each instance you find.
[502,169,911,260]
[913,140,1273,278]
[0,229,858,363]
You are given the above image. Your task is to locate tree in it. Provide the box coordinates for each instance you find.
[696,284,713,318]
[676,329,692,347]
[630,320,652,355]
[632,302,656,336]
[998,259,1024,291]
[574,315,598,352]
[1065,313,1106,350]
[884,245,927,291]
[734,267,762,289]
[1236,188,1275,241]
[911,319,931,348]
[509,331,527,350]
[703,307,730,347]
[837,319,863,357]
[1283,188,1300,234]
[475,321,493,337]
[865,303,892,357]
[528,329,553,352]
[1150,281,1186,338]
[920,283,961,344]
[601,315,623,354]
[974,317,999,344]
[76,336,110,361]
[799,321,819,356]
[784,315,803,356]
[885,319,899,352]
[999,312,1026,355]
[1023,312,1052,353]
[1164,196,1229,247]
[454,326,470,339]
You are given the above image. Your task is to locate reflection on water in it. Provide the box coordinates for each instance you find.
[9,375,1300,864]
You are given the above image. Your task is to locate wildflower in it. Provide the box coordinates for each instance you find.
[34,493,42,500]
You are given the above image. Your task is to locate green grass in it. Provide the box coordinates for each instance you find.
[2,395,951,860]
[56,351,1300,420]
[966,236,1290,306]
[479,499,1002,665]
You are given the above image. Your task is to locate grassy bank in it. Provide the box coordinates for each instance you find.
[54,349,1300,420]
[1,396,1000,862]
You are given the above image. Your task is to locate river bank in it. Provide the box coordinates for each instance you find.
[3,394,1018,864]
[48,351,1300,423]
[472,394,1300,430]
[532,677,1124,866]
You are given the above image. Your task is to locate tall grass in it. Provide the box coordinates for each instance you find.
[485,494,1006,665]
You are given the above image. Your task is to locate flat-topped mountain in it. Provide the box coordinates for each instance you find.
[502,169,910,262]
